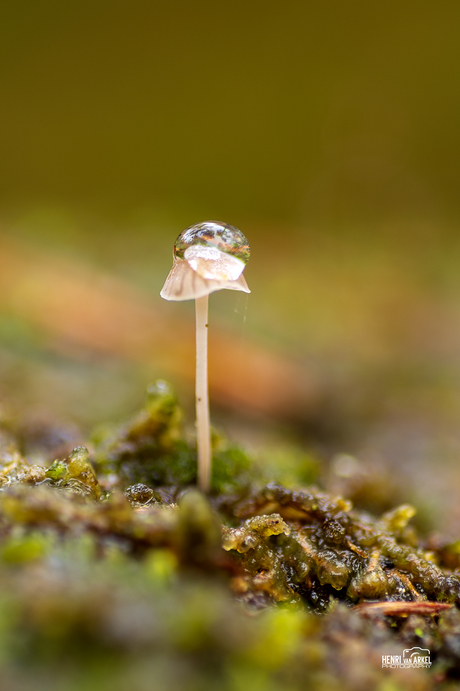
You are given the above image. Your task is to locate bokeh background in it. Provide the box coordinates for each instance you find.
[1,1,460,532]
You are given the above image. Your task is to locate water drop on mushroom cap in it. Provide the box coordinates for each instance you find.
[174,221,250,265]
[161,221,250,301]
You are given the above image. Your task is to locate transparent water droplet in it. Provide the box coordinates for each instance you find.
[174,221,250,265]
[161,221,250,300]
[184,245,245,281]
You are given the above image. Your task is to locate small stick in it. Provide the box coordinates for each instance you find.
[195,295,211,492]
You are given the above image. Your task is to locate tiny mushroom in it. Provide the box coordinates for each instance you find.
[160,221,250,492]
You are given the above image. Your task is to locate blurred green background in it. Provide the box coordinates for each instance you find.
[1,1,460,531]
[1,0,460,223]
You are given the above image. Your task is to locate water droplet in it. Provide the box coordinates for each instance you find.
[161,221,250,301]
[174,221,250,265]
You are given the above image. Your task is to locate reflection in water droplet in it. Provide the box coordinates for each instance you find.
[174,221,250,265]
[184,245,245,281]
[161,221,250,300]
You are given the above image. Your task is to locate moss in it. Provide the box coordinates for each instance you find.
[211,443,253,495]
[46,446,104,500]
[92,381,252,494]
[0,531,49,564]
[91,381,195,487]
[0,381,460,689]
[221,484,460,608]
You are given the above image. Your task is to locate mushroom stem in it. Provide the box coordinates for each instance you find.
[195,294,211,492]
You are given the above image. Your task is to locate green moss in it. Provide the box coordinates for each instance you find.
[91,381,192,484]
[92,382,252,494]
[211,444,252,494]
[1,532,49,564]
[46,447,103,500]
[45,459,68,482]
[0,381,459,689]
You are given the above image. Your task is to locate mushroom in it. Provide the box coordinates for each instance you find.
[160,221,250,492]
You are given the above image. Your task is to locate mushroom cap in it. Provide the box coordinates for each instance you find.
[160,221,251,301]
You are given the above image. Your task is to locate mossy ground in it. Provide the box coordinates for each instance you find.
[0,381,460,690]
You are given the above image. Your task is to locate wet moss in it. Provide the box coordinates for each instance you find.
[0,381,460,689]
[46,446,104,500]
[92,382,252,494]
[221,484,460,609]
